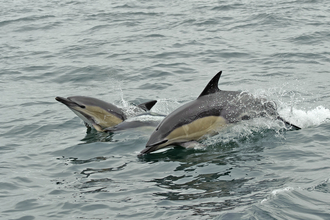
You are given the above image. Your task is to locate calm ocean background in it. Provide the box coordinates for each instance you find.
[1,0,330,219]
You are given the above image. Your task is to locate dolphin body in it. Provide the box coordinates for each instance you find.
[103,113,165,133]
[55,96,157,132]
[141,71,301,154]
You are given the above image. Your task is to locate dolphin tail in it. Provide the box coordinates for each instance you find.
[277,116,301,130]
[138,100,157,111]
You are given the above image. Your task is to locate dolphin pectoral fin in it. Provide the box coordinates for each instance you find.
[179,141,206,149]
[138,100,157,111]
[277,116,301,130]
[198,71,222,98]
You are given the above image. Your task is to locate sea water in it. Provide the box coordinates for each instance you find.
[1,0,330,219]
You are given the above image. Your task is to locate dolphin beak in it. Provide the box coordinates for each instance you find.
[55,97,85,108]
[139,139,168,155]
[55,96,68,104]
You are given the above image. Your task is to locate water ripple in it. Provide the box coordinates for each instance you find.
[1,0,330,219]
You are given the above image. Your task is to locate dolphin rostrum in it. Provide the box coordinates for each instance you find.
[55,96,157,132]
[140,71,300,154]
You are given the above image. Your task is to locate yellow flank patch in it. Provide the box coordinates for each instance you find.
[74,105,123,129]
[165,116,227,145]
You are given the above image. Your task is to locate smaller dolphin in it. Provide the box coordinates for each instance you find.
[140,71,301,155]
[55,96,157,132]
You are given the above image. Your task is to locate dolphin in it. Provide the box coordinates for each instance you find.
[55,96,157,132]
[140,71,301,154]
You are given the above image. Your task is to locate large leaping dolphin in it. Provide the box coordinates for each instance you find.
[140,71,300,154]
[55,96,157,132]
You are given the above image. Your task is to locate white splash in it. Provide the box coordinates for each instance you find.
[271,186,294,196]
[250,86,330,129]
[149,98,182,115]
[261,186,294,204]
[279,106,330,128]
[125,114,165,122]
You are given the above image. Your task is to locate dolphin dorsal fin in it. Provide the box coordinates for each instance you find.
[198,71,222,98]
[138,100,157,111]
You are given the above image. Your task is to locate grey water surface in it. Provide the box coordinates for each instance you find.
[1,0,330,219]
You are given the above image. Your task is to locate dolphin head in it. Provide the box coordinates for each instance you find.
[55,96,126,131]
[141,122,171,154]
[140,107,228,154]
[141,101,204,155]
[140,71,225,155]
[141,102,228,155]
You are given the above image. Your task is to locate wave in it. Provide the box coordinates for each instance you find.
[279,106,330,128]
